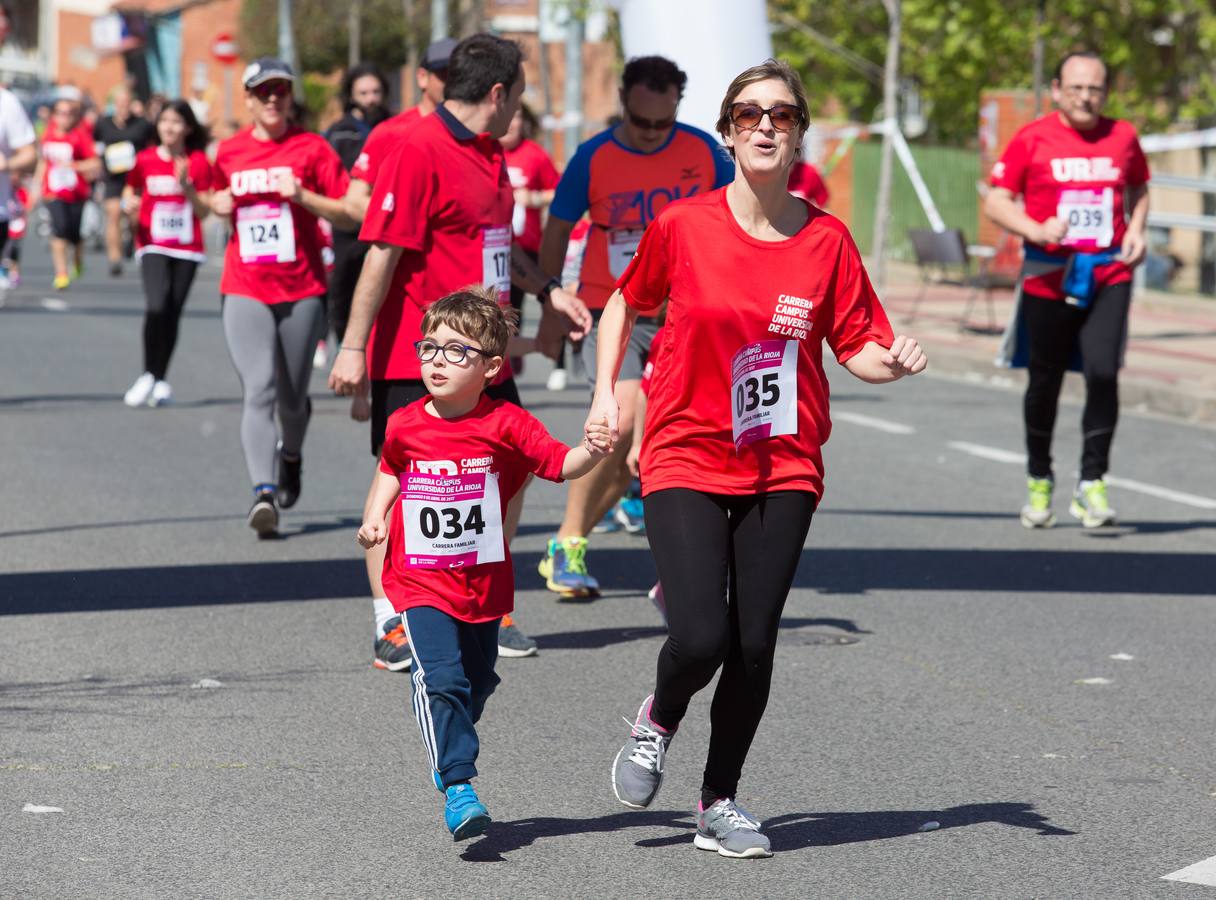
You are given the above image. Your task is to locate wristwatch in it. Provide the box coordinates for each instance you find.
[538,277,561,306]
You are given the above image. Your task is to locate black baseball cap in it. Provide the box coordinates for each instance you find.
[242,57,296,89]
[420,38,457,72]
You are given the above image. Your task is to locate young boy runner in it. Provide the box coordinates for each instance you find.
[357,290,610,840]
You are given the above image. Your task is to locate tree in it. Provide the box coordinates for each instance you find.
[770,0,1216,146]
[240,0,427,75]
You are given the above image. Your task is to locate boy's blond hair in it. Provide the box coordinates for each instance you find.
[421,287,517,359]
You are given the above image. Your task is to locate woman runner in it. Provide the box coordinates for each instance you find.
[212,58,353,536]
[122,100,212,407]
[593,60,927,859]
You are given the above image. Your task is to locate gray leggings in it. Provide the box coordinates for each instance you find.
[221,294,323,489]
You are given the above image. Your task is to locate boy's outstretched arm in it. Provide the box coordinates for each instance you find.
[843,335,928,384]
[357,470,401,549]
[562,416,613,480]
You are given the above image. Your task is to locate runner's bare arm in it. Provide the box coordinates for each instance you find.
[586,290,639,444]
[539,215,576,278]
[328,241,405,396]
[984,186,1066,245]
[276,173,357,230]
[210,188,234,218]
[343,178,371,225]
[1120,184,1149,266]
[5,142,36,175]
[843,336,928,384]
[357,469,399,549]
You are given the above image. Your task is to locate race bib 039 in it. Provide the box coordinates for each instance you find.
[1057,187,1114,250]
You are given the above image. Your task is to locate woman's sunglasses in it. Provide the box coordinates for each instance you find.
[729,103,803,133]
[250,82,292,102]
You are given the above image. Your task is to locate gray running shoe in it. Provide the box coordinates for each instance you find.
[497,617,538,658]
[694,798,772,859]
[612,694,674,809]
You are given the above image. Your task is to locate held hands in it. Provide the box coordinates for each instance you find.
[585,392,620,448]
[583,416,613,458]
[356,518,388,549]
[1035,216,1069,245]
[881,335,928,379]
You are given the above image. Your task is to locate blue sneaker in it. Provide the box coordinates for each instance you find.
[592,508,622,534]
[537,536,600,598]
[614,497,645,534]
[444,783,490,841]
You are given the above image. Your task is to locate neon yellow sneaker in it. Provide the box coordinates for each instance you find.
[538,536,600,598]
[52,274,70,290]
[1070,479,1116,528]
[1019,477,1055,529]
[71,262,84,281]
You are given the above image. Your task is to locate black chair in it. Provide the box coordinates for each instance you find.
[906,228,998,333]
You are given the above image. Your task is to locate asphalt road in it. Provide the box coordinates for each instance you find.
[3,237,1216,899]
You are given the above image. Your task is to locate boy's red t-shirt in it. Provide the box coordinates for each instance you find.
[618,187,894,500]
[377,395,569,622]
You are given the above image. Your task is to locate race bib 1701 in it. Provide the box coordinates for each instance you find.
[730,339,799,452]
[1057,187,1114,250]
[482,225,512,300]
[236,201,296,264]
[401,472,504,568]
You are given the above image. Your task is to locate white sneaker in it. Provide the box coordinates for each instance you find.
[313,339,328,369]
[124,372,156,407]
[546,368,568,391]
[150,380,173,406]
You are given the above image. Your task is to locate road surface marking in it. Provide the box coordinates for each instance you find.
[834,411,915,434]
[947,442,1216,509]
[947,441,1026,464]
[1163,855,1216,886]
[40,297,69,312]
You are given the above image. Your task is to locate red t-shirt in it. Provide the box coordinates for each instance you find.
[40,123,95,202]
[378,395,569,622]
[990,113,1150,299]
[618,188,894,499]
[360,108,515,381]
[505,138,560,255]
[212,126,349,304]
[127,147,213,261]
[788,162,829,207]
[350,106,422,183]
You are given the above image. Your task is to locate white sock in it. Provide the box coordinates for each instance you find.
[372,597,396,637]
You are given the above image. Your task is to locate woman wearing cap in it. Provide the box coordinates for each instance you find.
[212,58,354,536]
[596,59,927,858]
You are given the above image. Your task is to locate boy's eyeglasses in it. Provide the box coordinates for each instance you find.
[250,82,292,102]
[414,340,493,364]
[729,103,803,133]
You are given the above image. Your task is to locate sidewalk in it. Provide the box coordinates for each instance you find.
[879,262,1216,426]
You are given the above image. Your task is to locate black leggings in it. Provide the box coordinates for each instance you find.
[327,229,367,343]
[1022,282,1130,481]
[645,488,816,803]
[140,253,198,380]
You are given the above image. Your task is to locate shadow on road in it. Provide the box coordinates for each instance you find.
[535,617,871,651]
[462,801,1073,861]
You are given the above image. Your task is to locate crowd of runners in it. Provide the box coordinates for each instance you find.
[0,28,1150,856]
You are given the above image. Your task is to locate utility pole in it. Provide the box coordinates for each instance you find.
[277,0,301,98]
[1032,0,1046,115]
[349,0,362,68]
[870,0,901,292]
[431,0,449,42]
[563,8,584,165]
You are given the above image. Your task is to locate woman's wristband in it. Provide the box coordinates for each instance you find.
[339,345,365,353]
[538,277,561,305]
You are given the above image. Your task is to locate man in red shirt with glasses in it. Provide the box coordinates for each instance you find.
[985,51,1149,531]
[536,55,734,597]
